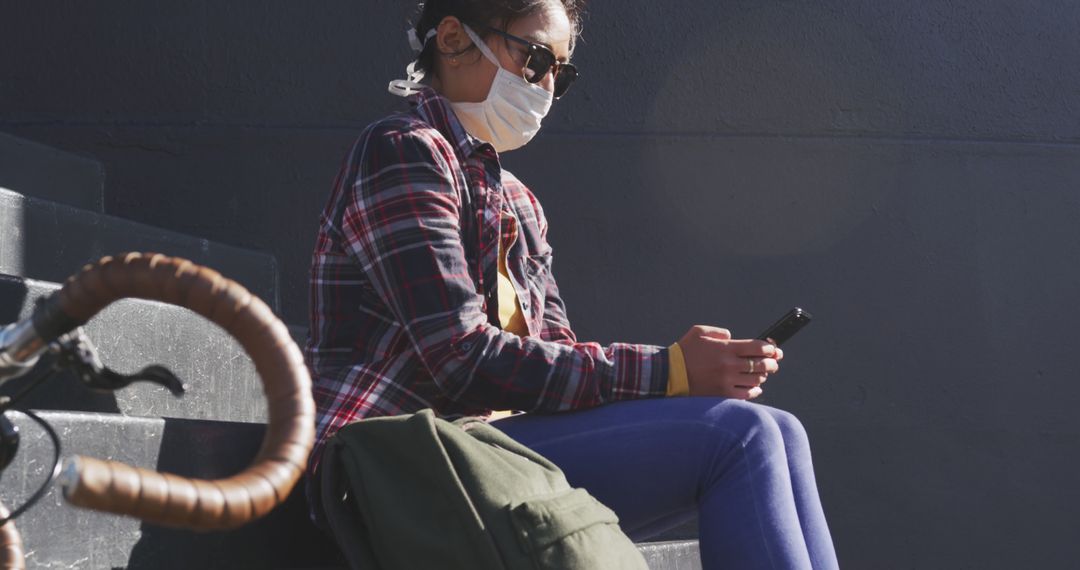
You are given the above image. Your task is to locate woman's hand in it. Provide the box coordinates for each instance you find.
[678,325,784,400]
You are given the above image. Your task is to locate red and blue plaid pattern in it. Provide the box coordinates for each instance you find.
[305,88,670,474]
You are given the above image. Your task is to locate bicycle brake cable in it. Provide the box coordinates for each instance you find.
[0,408,62,525]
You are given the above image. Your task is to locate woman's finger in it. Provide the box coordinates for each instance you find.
[735,375,769,389]
[731,357,779,375]
[728,339,777,358]
[757,358,779,374]
[723,355,751,374]
[734,377,768,392]
[693,325,732,340]
[729,385,764,400]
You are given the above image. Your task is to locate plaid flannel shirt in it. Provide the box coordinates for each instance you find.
[305,87,671,474]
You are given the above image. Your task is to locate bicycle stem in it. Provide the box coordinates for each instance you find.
[0,284,88,385]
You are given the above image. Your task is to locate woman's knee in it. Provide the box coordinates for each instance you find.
[701,400,814,456]
[761,406,811,449]
[703,399,784,448]
[756,406,817,468]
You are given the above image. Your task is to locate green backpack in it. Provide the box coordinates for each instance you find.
[320,409,650,570]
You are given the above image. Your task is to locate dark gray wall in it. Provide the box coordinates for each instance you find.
[3,1,1080,567]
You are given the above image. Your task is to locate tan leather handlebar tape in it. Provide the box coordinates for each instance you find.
[0,503,25,570]
[57,253,315,530]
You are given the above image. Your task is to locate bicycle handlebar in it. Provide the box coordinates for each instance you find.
[2,253,314,539]
[0,502,24,570]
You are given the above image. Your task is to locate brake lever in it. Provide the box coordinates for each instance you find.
[51,329,186,397]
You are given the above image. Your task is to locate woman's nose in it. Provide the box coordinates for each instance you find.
[538,69,556,94]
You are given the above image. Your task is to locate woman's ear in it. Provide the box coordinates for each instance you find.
[436,16,472,64]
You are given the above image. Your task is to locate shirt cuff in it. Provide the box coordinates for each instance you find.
[666,342,690,397]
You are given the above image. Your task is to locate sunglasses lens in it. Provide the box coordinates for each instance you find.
[553,64,578,98]
[525,47,555,84]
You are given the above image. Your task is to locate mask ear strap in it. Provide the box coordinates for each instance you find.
[407,28,432,52]
[388,28,437,97]
[460,24,500,67]
[388,60,427,97]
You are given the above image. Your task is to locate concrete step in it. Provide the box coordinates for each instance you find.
[0,411,339,570]
[0,186,279,312]
[0,411,700,570]
[0,131,105,213]
[0,273,273,423]
[639,541,703,570]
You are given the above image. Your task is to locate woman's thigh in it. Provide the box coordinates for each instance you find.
[493,397,786,540]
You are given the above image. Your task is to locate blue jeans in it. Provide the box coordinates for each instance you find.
[494,398,839,570]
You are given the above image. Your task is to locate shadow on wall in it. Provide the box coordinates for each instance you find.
[634,1,904,263]
[640,2,901,136]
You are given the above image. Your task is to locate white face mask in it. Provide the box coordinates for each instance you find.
[449,24,553,153]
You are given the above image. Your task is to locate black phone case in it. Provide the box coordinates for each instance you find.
[756,307,812,346]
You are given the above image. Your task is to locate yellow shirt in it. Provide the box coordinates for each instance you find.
[496,241,689,398]
[666,342,689,396]
[497,240,529,336]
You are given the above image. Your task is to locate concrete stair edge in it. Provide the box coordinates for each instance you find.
[0,186,279,312]
[0,131,105,213]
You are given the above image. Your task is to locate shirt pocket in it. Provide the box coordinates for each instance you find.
[521,253,552,332]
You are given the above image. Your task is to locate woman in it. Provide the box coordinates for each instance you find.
[306,0,838,567]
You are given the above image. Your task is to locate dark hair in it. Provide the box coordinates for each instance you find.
[412,0,585,77]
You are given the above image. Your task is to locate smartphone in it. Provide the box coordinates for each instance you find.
[756,307,813,347]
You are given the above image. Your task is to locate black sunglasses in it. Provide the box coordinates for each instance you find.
[483,27,578,98]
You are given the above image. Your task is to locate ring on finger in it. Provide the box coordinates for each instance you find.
[746,359,755,374]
